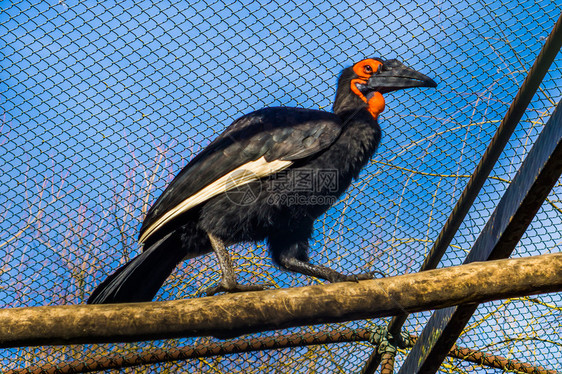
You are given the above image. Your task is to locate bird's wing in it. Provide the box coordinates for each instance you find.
[138,107,344,244]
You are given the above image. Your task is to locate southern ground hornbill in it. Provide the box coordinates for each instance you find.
[88,58,436,304]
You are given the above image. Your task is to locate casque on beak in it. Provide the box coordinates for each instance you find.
[367,59,437,94]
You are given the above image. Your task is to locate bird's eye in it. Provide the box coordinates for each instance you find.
[364,65,373,74]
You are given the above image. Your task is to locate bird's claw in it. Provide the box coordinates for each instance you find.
[202,282,273,296]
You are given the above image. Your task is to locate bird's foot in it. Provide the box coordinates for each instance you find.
[202,282,274,297]
[331,270,385,283]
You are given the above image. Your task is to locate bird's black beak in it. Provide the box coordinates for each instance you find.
[367,59,437,94]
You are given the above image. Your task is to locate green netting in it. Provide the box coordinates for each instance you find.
[1,0,561,372]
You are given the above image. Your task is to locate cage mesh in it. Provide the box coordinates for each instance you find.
[1,0,561,373]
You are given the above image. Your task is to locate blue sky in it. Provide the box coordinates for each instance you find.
[1,0,561,372]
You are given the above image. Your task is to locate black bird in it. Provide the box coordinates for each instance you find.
[88,58,436,304]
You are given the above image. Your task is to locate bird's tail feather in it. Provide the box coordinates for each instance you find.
[87,232,185,304]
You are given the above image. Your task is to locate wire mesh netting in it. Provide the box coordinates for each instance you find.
[1,0,561,373]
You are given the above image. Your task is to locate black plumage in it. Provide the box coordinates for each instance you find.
[88,58,436,304]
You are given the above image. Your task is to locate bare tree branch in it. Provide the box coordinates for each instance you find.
[0,253,560,349]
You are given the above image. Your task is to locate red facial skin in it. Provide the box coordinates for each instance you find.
[350,59,385,120]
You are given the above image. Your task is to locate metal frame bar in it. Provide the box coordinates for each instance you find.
[361,11,562,374]
[399,97,562,372]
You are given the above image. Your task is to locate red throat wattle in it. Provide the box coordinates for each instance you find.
[365,91,385,119]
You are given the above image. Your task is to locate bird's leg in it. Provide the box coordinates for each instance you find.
[277,252,383,283]
[202,234,272,296]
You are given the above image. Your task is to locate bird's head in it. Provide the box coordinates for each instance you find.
[333,58,437,120]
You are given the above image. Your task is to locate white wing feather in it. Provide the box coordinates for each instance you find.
[139,156,292,244]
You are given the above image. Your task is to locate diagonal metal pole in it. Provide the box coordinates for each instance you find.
[361,11,562,374]
[399,96,562,373]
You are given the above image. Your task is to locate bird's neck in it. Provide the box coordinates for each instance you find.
[349,84,386,120]
[328,108,382,180]
[333,92,385,121]
[331,91,384,172]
